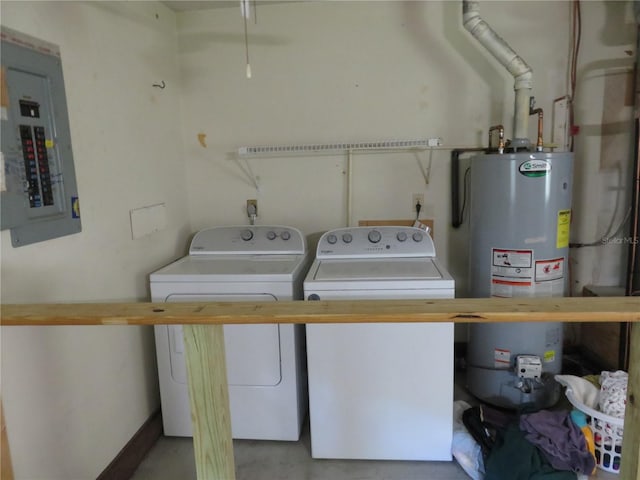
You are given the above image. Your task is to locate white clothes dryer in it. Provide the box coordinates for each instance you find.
[150,225,310,440]
[303,226,455,460]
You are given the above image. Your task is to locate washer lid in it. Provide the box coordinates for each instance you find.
[150,254,307,282]
[313,257,444,281]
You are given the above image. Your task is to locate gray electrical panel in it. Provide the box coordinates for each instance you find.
[1,27,81,247]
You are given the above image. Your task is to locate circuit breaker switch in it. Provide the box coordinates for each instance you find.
[19,99,40,118]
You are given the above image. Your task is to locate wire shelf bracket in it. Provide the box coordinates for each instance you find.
[238,138,442,157]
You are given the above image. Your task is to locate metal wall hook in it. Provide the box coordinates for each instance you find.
[153,80,165,89]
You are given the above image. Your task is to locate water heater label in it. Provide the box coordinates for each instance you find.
[519,159,551,177]
[544,350,556,363]
[491,248,533,297]
[535,258,564,281]
[494,348,511,369]
[556,209,571,248]
[534,258,565,296]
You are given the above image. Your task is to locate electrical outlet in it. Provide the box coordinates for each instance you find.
[246,199,258,217]
[412,194,424,214]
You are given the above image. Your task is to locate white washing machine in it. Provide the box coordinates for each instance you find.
[150,225,310,441]
[304,226,455,460]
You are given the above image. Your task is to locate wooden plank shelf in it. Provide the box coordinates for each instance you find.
[1,297,639,480]
[1,296,639,326]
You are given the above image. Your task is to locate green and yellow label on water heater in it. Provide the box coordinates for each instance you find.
[557,209,571,249]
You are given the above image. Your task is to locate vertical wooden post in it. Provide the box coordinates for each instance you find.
[183,325,235,480]
[1,399,14,480]
[620,322,639,480]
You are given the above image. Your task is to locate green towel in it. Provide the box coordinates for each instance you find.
[485,425,576,480]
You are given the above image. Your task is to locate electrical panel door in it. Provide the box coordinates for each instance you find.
[1,27,81,247]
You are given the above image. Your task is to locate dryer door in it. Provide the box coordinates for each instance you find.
[165,294,281,386]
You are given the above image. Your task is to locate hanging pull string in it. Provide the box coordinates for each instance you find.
[241,0,251,78]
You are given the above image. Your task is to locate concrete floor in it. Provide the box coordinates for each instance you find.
[130,374,620,480]
[131,379,474,480]
[130,420,471,480]
[130,423,620,480]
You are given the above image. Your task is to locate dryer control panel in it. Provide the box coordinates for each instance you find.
[316,227,435,259]
[190,225,305,255]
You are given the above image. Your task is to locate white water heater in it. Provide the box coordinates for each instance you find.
[466,151,573,409]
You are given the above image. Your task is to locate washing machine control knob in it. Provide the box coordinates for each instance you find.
[368,230,382,243]
[266,231,277,240]
[241,229,253,241]
[342,233,353,244]
[396,231,407,242]
[412,231,423,242]
[327,234,338,244]
[308,294,321,301]
[281,230,291,240]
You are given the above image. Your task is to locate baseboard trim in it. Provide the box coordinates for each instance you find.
[97,409,163,480]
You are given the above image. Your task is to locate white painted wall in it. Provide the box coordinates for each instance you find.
[0,2,191,478]
[569,1,636,294]
[177,0,635,295]
[176,1,569,297]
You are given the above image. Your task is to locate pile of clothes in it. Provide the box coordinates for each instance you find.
[451,370,628,480]
[458,404,595,480]
[597,370,628,419]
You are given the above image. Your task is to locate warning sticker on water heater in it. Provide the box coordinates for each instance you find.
[534,258,565,296]
[490,248,534,297]
[557,210,571,249]
[494,348,511,369]
[535,258,564,282]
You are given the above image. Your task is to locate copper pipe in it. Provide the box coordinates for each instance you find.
[530,108,544,151]
[488,124,505,153]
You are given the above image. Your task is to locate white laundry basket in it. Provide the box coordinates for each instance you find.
[564,388,625,474]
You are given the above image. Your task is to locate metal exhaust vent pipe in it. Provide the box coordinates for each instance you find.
[463,0,532,148]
